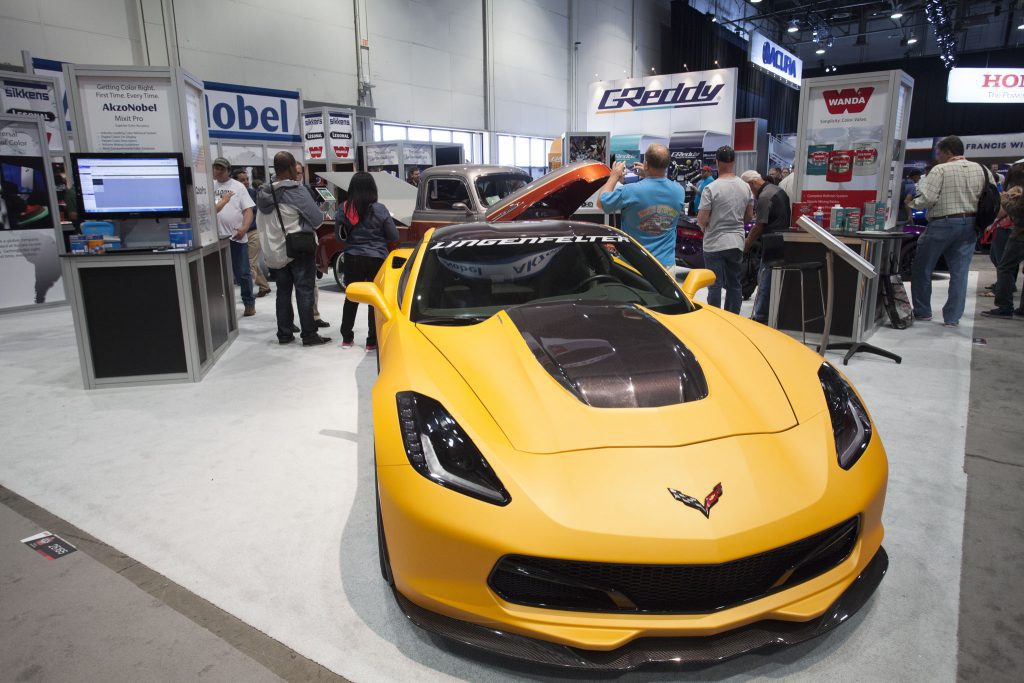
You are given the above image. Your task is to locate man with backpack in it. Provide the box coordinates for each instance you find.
[905,135,995,327]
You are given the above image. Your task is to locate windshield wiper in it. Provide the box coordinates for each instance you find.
[417,315,491,326]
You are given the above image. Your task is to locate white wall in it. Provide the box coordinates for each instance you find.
[492,0,568,137]
[367,0,485,130]
[0,0,142,67]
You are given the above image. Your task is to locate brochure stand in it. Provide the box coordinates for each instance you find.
[791,217,899,365]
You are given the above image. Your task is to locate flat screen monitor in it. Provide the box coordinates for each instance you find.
[1,155,55,231]
[71,153,189,220]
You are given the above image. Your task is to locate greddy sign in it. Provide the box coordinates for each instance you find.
[204,82,300,142]
[587,69,736,136]
[748,32,802,90]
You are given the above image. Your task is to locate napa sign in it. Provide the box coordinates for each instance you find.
[204,81,301,143]
[748,32,802,90]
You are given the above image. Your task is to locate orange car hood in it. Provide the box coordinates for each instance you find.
[485,160,610,222]
[416,306,798,454]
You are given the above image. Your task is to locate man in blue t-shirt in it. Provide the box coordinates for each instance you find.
[693,165,715,212]
[597,144,687,269]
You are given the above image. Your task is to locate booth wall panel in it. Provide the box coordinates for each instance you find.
[203,252,230,352]
[189,260,208,366]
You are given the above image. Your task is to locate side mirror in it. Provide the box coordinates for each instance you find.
[451,202,472,214]
[344,282,393,323]
[681,268,716,299]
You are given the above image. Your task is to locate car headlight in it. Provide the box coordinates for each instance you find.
[818,362,873,470]
[396,392,511,505]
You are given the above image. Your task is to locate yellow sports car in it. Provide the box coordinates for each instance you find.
[345,162,888,670]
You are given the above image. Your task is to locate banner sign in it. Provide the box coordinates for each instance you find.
[800,77,890,210]
[958,133,1024,158]
[204,81,300,142]
[0,77,63,153]
[587,68,737,136]
[403,143,432,165]
[748,32,802,90]
[365,143,399,166]
[302,111,324,160]
[947,68,1024,104]
[31,57,73,135]
[77,75,174,152]
[327,110,354,160]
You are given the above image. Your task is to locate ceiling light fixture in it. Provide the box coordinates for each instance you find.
[891,11,903,20]
[788,19,799,33]
[907,34,918,44]
[816,47,826,54]
[1018,23,1024,30]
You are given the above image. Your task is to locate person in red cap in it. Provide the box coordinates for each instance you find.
[694,164,715,212]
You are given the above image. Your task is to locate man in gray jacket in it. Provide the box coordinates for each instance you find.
[255,152,331,346]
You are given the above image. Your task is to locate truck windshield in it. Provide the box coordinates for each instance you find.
[475,173,531,207]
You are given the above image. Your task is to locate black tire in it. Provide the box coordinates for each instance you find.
[375,458,394,586]
[333,252,346,290]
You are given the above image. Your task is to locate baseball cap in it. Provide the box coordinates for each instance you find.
[739,170,762,183]
[702,165,712,172]
[212,156,231,169]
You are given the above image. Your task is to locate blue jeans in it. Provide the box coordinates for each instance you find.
[751,259,772,322]
[704,248,743,314]
[910,216,976,324]
[229,238,255,307]
[271,252,317,341]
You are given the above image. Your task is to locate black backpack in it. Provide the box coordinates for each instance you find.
[975,163,1001,232]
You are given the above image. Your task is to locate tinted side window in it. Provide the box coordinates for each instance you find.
[396,243,421,309]
[427,178,471,210]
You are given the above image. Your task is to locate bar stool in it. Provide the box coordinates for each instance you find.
[762,232,826,345]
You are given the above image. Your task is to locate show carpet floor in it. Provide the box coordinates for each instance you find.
[0,276,976,681]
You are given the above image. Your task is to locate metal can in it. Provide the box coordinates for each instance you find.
[806,144,833,176]
[852,141,880,176]
[847,209,862,231]
[826,150,854,182]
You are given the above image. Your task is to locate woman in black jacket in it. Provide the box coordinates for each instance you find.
[336,172,399,349]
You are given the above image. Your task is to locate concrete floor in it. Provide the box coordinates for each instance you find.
[0,262,1020,682]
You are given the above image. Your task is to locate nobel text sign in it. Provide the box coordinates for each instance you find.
[748,32,802,90]
[204,82,300,142]
[947,68,1024,104]
[587,68,737,136]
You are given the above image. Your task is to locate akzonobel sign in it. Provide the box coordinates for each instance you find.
[947,68,1024,103]
[748,32,802,90]
[204,82,300,142]
[587,68,737,135]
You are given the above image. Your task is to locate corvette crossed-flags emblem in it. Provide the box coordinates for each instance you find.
[668,483,723,518]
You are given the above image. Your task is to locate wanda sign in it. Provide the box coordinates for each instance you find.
[823,87,874,115]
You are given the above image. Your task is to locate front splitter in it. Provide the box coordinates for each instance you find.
[393,546,888,670]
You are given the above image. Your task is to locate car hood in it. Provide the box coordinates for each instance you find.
[485,160,610,222]
[416,305,798,454]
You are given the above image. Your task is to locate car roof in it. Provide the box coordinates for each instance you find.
[420,164,531,182]
[430,220,619,242]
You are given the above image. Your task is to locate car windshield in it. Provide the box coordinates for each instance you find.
[411,231,693,324]
[475,173,531,207]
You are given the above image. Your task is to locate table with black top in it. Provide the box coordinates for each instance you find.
[60,239,237,389]
[770,229,903,365]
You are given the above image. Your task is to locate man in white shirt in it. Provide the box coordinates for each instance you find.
[213,157,256,316]
[697,146,754,313]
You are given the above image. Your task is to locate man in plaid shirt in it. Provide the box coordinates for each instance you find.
[906,136,989,327]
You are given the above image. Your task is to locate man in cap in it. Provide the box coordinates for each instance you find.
[741,169,791,323]
[693,164,715,212]
[697,146,754,314]
[212,157,256,316]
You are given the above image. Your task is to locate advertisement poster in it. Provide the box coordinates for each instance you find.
[1,119,63,308]
[0,77,63,153]
[204,82,300,143]
[800,80,889,211]
[402,143,432,165]
[365,144,399,167]
[328,110,354,160]
[302,111,324,160]
[78,75,174,152]
[184,83,215,246]
[587,68,737,136]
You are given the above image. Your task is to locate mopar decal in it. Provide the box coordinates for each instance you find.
[668,483,723,518]
[431,235,629,250]
[597,81,724,113]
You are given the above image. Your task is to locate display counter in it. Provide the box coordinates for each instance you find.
[60,239,237,389]
[769,230,898,347]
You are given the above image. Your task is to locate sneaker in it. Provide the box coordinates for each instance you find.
[315,319,330,328]
[278,336,295,345]
[914,313,932,321]
[942,322,959,327]
[365,343,378,352]
[302,334,332,346]
[341,340,354,349]
[981,308,1014,319]
[243,305,256,317]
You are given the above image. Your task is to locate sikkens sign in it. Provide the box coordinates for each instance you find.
[748,32,802,90]
[204,81,301,142]
[947,68,1024,104]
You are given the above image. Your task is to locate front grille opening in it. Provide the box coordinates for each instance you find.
[488,516,859,614]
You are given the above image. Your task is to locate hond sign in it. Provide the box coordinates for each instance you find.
[749,32,802,90]
[947,68,1024,103]
[204,81,301,142]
